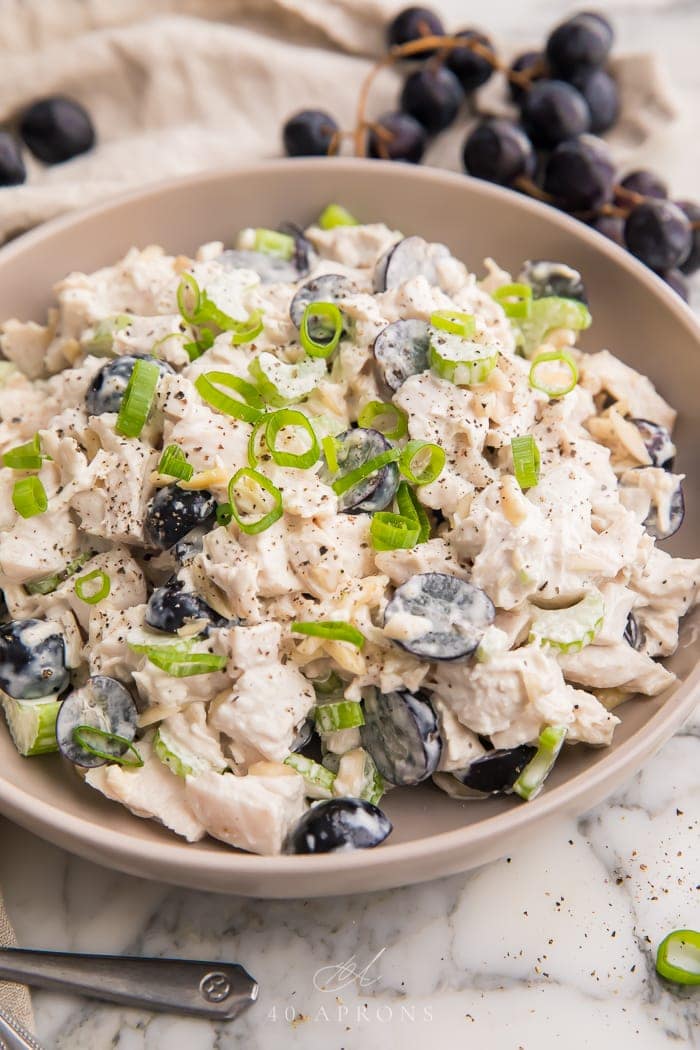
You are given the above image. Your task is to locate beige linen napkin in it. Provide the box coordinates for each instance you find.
[0,889,34,1031]
[0,0,681,1029]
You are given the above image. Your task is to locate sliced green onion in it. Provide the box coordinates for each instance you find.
[24,552,92,597]
[512,725,567,801]
[154,724,226,777]
[314,700,365,733]
[292,621,365,649]
[429,334,498,386]
[215,502,233,526]
[492,283,533,319]
[12,476,47,518]
[177,273,203,324]
[129,641,227,676]
[331,448,401,498]
[177,272,264,337]
[511,435,540,490]
[195,371,264,425]
[430,310,476,338]
[656,930,700,986]
[321,435,339,474]
[516,296,592,358]
[357,400,408,440]
[253,228,295,259]
[300,301,343,359]
[264,409,320,470]
[247,414,269,468]
[115,359,160,438]
[1,696,61,756]
[183,326,214,361]
[311,670,345,697]
[399,440,445,486]
[230,309,264,345]
[370,511,420,551]
[529,590,605,654]
[248,352,326,407]
[284,753,336,798]
[318,204,359,229]
[529,350,579,399]
[158,444,194,481]
[396,481,430,543]
[228,467,283,535]
[87,314,132,355]
[3,433,43,470]
[74,569,111,605]
[72,725,144,768]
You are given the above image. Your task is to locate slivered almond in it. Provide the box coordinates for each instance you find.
[500,474,529,526]
[179,467,228,490]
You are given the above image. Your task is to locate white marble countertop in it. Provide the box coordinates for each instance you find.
[2,1,700,1048]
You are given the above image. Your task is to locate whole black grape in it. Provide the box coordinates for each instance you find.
[521,80,590,148]
[508,51,546,103]
[368,111,427,163]
[546,12,614,76]
[446,30,495,92]
[386,6,444,57]
[624,200,692,272]
[590,213,624,247]
[20,96,95,164]
[400,67,464,133]
[568,68,619,133]
[619,169,668,200]
[462,120,535,186]
[282,110,338,157]
[676,201,700,275]
[662,269,689,301]
[543,134,615,211]
[0,132,26,185]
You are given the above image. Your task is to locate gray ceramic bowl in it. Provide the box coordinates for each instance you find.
[0,160,697,898]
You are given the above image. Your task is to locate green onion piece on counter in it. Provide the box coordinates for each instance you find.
[184,326,214,361]
[158,444,194,481]
[529,349,579,399]
[115,358,160,438]
[429,334,499,386]
[511,435,541,490]
[12,476,47,519]
[292,620,365,649]
[321,435,339,474]
[331,448,401,498]
[230,309,264,345]
[512,724,567,801]
[529,590,605,654]
[284,753,337,798]
[87,314,132,355]
[314,700,365,733]
[24,552,93,597]
[318,204,359,229]
[357,400,408,440]
[228,467,284,535]
[195,371,265,425]
[300,301,344,359]
[72,725,144,768]
[248,352,326,407]
[265,409,320,470]
[74,569,111,605]
[492,283,533,319]
[370,511,421,551]
[516,296,592,358]
[3,433,44,470]
[253,228,295,259]
[1,696,61,756]
[399,440,446,486]
[396,481,430,543]
[656,930,700,985]
[215,502,233,526]
[429,309,476,338]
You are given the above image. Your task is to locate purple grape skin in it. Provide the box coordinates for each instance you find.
[624,200,693,272]
[20,96,95,164]
[662,269,689,302]
[445,29,495,92]
[386,6,445,57]
[462,120,535,187]
[543,134,616,211]
[521,80,591,148]
[676,201,700,276]
[590,213,624,247]
[0,132,26,185]
[620,170,668,200]
[508,51,546,103]
[546,12,614,76]
[368,111,427,163]
[400,66,464,133]
[568,68,619,133]
[282,110,338,157]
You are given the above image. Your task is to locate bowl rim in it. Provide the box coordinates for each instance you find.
[0,157,698,882]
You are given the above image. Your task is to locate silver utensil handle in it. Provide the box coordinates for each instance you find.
[0,1008,45,1050]
[0,949,257,1021]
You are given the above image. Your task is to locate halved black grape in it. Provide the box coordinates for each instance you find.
[284,798,392,853]
[277,221,317,276]
[543,134,615,211]
[624,611,643,650]
[462,120,535,187]
[56,675,138,768]
[452,744,537,795]
[146,578,227,634]
[620,170,668,200]
[144,486,216,550]
[373,235,449,292]
[644,481,685,540]
[624,200,692,272]
[546,12,613,76]
[386,6,445,57]
[322,428,399,513]
[629,418,675,468]
[373,318,430,391]
[568,68,619,134]
[282,109,338,157]
[384,573,495,661]
[445,30,495,92]
[400,67,464,133]
[676,201,700,276]
[218,248,310,285]
[368,111,427,164]
[521,80,590,148]
[361,689,441,786]
[519,260,587,303]
[0,619,68,700]
[289,274,357,328]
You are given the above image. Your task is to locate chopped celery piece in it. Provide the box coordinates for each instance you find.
[24,551,92,596]
[284,753,336,799]
[314,700,365,733]
[153,725,223,778]
[2,695,61,756]
[516,296,592,358]
[332,747,385,805]
[249,352,326,406]
[529,590,605,654]
[429,333,498,386]
[513,725,567,801]
[318,204,359,229]
[86,314,132,355]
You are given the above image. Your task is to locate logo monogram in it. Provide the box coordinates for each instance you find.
[200,971,232,1003]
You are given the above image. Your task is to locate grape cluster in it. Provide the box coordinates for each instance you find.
[0,96,95,188]
[282,7,699,300]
